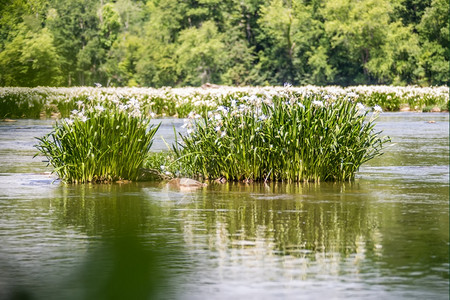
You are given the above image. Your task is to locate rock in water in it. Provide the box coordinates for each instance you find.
[430,107,441,112]
[167,178,207,191]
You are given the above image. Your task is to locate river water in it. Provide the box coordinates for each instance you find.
[0,113,448,300]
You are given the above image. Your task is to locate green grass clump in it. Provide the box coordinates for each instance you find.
[362,91,401,111]
[0,87,47,118]
[35,98,159,183]
[174,92,389,182]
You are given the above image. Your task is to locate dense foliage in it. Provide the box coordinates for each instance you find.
[33,89,390,183]
[174,91,389,182]
[1,85,448,119]
[35,97,160,183]
[0,0,448,87]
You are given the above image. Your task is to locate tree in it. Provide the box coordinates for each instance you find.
[257,0,297,84]
[99,3,121,49]
[396,0,432,27]
[322,0,420,85]
[220,30,257,86]
[46,0,101,85]
[0,0,48,48]
[0,0,445,87]
[0,22,62,86]
[130,0,180,87]
[291,0,335,85]
[175,21,226,86]
[416,0,449,85]
[102,33,141,86]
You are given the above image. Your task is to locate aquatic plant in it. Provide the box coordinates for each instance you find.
[35,98,159,183]
[346,85,449,111]
[1,86,448,120]
[0,87,47,118]
[142,150,185,180]
[174,91,390,182]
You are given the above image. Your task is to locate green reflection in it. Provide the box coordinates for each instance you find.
[179,182,381,255]
[44,182,188,300]
[52,183,152,235]
[175,181,448,279]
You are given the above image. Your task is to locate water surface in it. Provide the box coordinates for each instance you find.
[0,113,448,299]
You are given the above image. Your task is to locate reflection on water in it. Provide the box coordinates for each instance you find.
[0,113,448,299]
[173,181,448,299]
[0,182,189,300]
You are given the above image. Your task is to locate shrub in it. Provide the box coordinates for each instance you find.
[174,91,389,182]
[35,98,159,183]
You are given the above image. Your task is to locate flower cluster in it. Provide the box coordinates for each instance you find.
[174,90,390,183]
[1,85,448,119]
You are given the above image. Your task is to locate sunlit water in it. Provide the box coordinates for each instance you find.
[0,113,448,300]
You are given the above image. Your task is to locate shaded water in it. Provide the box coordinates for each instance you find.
[0,113,448,299]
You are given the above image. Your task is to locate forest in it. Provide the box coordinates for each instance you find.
[0,0,448,88]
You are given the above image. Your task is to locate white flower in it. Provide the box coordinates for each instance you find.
[347,92,358,98]
[130,109,142,118]
[221,130,226,137]
[356,103,365,111]
[298,103,305,109]
[127,97,139,108]
[160,165,165,170]
[312,100,324,107]
[217,105,228,113]
[80,115,89,122]
[77,110,86,118]
[150,112,156,118]
[214,114,222,121]
[94,105,105,112]
[64,118,74,125]
[118,104,129,112]
[215,126,221,132]
[71,109,78,115]
[187,128,194,135]
[373,105,383,113]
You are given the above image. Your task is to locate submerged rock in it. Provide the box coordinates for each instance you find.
[430,106,441,112]
[116,179,131,184]
[214,177,227,184]
[168,178,207,187]
[166,178,207,191]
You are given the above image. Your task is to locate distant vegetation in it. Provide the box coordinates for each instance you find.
[1,86,448,119]
[0,0,448,88]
